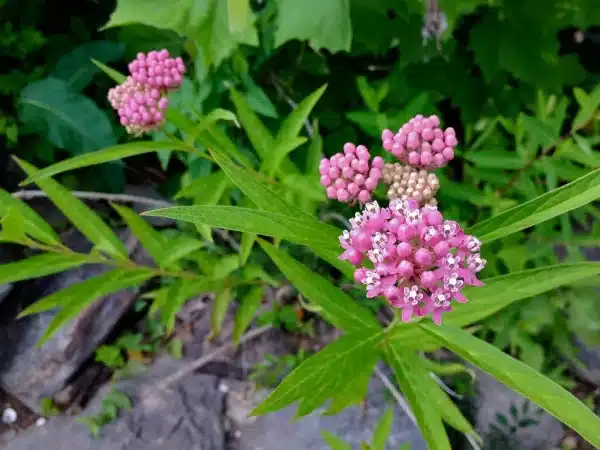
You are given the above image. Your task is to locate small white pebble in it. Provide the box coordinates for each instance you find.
[218,382,229,393]
[2,408,17,424]
[35,417,47,427]
[234,430,242,439]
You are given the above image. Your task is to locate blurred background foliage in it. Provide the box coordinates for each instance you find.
[3,0,600,384]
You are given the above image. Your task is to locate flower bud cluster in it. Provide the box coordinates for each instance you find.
[319,143,384,204]
[382,114,457,170]
[107,49,185,136]
[382,163,439,207]
[339,200,485,324]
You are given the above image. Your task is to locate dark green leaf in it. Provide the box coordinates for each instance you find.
[229,87,274,159]
[91,59,127,83]
[18,77,116,154]
[274,0,351,52]
[52,41,124,90]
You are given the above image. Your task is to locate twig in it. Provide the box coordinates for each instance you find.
[156,325,272,390]
[12,190,173,208]
[374,365,416,423]
[430,372,463,400]
[12,189,242,251]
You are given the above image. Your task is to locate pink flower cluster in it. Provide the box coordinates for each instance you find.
[128,49,185,90]
[382,114,457,170]
[107,49,185,136]
[339,199,485,324]
[319,143,384,203]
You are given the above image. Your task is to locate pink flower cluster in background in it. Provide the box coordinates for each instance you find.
[339,199,485,324]
[319,143,384,203]
[108,49,185,136]
[382,114,457,170]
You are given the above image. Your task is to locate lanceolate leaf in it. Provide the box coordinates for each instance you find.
[420,323,600,449]
[18,77,116,154]
[251,329,384,416]
[468,167,600,243]
[19,268,153,345]
[0,253,89,284]
[371,409,394,450]
[0,189,60,245]
[389,262,600,344]
[229,87,274,159]
[91,59,127,83]
[233,285,265,342]
[211,287,234,337]
[260,240,379,332]
[20,141,190,185]
[322,431,351,450]
[143,205,341,252]
[112,203,166,267]
[15,159,129,259]
[385,345,452,450]
[268,84,327,175]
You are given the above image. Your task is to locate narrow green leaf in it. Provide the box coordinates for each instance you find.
[20,141,190,185]
[0,253,89,284]
[158,280,182,332]
[229,87,274,159]
[390,263,600,344]
[175,172,225,200]
[322,431,352,450]
[1,207,27,242]
[196,125,252,168]
[0,189,60,245]
[239,232,256,265]
[185,108,239,146]
[160,235,205,267]
[91,58,127,83]
[572,133,593,155]
[371,409,393,450]
[144,205,340,252]
[260,240,378,332]
[269,84,327,175]
[251,329,383,416]
[464,149,526,170]
[521,115,557,149]
[23,268,153,345]
[263,136,308,176]
[211,287,233,338]
[420,323,600,449]
[112,203,166,267]
[15,158,129,259]
[385,345,452,450]
[193,171,230,243]
[20,267,153,317]
[468,167,600,243]
[233,285,265,342]
[208,147,307,219]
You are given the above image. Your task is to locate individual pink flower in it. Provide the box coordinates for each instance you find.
[381,114,458,170]
[339,199,485,325]
[320,143,384,204]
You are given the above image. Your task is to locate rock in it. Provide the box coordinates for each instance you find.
[225,376,427,450]
[3,357,225,450]
[474,369,563,450]
[0,230,142,413]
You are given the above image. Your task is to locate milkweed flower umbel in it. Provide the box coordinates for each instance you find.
[382,114,458,170]
[107,49,186,136]
[339,199,485,325]
[319,143,384,204]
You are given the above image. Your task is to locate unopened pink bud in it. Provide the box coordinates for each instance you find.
[358,190,371,203]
